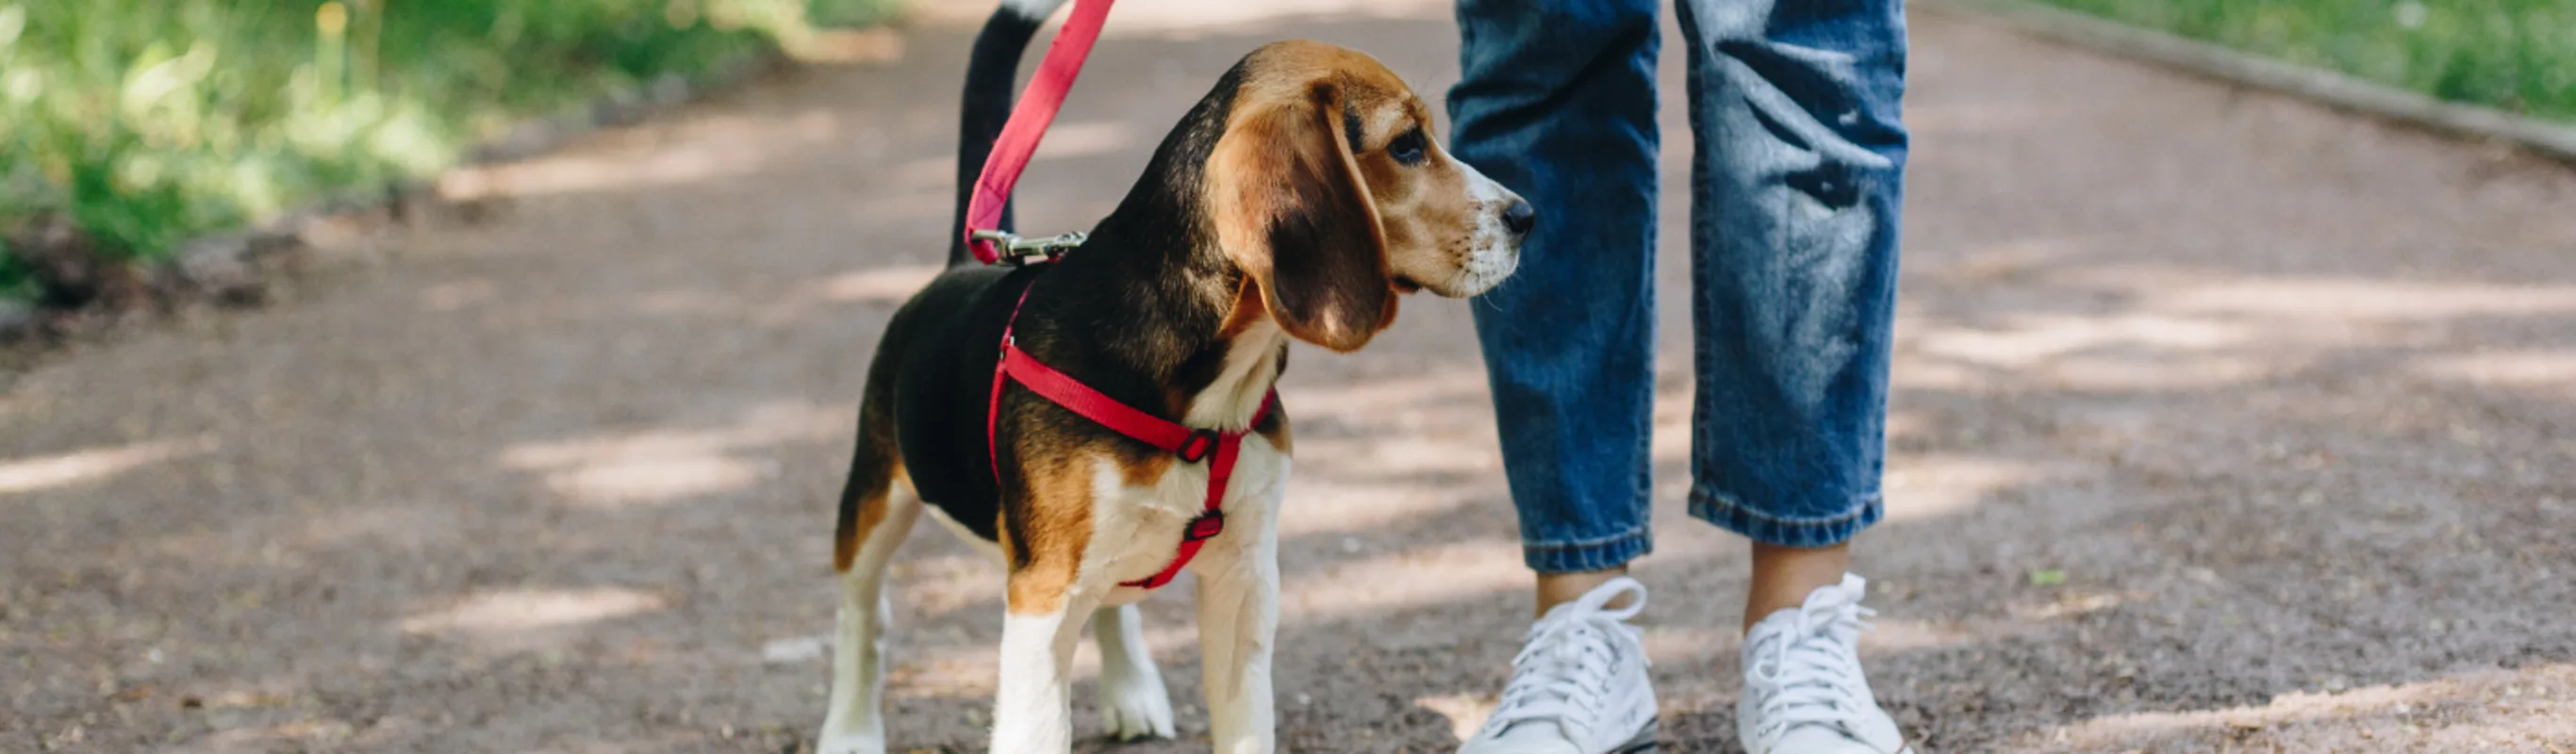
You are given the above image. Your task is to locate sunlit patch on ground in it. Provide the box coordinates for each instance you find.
[0,435,218,497]
[2412,349,2576,388]
[439,111,844,200]
[417,279,499,312]
[2034,664,2576,753]
[1414,692,1497,742]
[499,401,848,506]
[400,586,671,635]
[1882,454,2063,521]
[1281,539,1530,619]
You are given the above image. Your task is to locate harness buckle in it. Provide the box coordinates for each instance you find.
[974,229,1087,266]
[1177,429,1220,463]
[1182,510,1226,542]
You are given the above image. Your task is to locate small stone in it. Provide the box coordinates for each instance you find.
[760,635,831,664]
[651,74,691,105]
[0,299,34,340]
[174,235,268,303]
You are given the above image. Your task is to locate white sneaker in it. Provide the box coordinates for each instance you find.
[1456,577,1660,754]
[1737,573,1911,754]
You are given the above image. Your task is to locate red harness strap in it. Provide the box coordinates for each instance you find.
[988,285,1278,590]
[962,0,1116,264]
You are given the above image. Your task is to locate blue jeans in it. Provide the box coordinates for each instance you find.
[1448,0,1908,572]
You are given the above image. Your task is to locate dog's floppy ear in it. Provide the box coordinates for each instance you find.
[1210,78,1392,353]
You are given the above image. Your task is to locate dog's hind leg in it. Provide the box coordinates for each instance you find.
[817,403,919,754]
[1090,604,1176,740]
[817,477,918,754]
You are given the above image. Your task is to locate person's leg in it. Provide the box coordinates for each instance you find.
[1448,0,1662,614]
[1671,0,1908,620]
[1447,1,1665,751]
[1673,0,1910,750]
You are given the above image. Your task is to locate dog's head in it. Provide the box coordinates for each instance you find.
[1206,41,1529,353]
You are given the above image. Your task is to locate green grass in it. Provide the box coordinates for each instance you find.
[2031,0,2576,122]
[0,0,893,303]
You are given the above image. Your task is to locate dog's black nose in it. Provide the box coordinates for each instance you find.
[1502,199,1536,236]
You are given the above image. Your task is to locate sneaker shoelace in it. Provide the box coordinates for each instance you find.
[1744,585,1876,746]
[1478,578,1650,743]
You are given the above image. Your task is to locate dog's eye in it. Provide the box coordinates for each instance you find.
[1388,129,1428,166]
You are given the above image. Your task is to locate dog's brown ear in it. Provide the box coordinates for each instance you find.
[1210,79,1392,353]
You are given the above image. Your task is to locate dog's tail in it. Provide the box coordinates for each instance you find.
[945,0,1070,268]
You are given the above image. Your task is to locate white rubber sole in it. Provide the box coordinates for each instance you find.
[1610,721,1659,753]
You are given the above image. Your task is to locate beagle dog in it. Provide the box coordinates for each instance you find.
[814,2,1531,752]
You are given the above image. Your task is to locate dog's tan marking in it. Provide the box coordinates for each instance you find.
[1115,447,1178,490]
[1004,451,1096,615]
[834,466,903,572]
[1216,276,1272,340]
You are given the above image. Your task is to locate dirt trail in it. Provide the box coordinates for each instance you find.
[5,1,2572,751]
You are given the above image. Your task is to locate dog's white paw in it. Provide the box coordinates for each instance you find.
[1098,666,1177,741]
[814,731,887,754]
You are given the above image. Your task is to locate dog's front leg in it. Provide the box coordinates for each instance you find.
[1194,527,1280,754]
[992,582,1098,753]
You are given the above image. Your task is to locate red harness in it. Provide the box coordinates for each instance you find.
[967,0,1274,591]
[987,285,1278,590]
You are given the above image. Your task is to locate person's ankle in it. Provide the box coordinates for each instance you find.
[1743,542,1851,632]
[1534,566,1633,616]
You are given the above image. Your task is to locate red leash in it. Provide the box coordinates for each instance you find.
[963,0,1116,264]
[966,8,1278,589]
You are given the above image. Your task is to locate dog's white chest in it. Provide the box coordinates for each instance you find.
[1088,435,1288,602]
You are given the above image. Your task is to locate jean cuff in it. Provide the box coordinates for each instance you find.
[1688,486,1884,548]
[1523,526,1653,574]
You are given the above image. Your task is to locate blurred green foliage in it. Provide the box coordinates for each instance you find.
[0,0,891,302]
[2037,0,2576,122]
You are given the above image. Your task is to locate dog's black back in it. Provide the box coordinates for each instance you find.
[877,265,1037,540]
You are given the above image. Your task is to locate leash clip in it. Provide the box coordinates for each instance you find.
[972,229,1088,266]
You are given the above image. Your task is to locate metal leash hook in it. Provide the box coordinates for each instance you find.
[969,229,1088,265]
